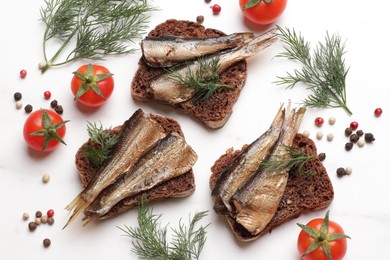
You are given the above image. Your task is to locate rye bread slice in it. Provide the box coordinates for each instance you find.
[209,133,334,242]
[75,113,195,220]
[131,19,248,129]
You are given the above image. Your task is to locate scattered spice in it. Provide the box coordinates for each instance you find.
[345,166,353,175]
[357,140,365,147]
[24,104,33,113]
[35,217,42,225]
[316,131,323,140]
[16,101,23,109]
[50,99,58,108]
[328,116,336,125]
[345,142,353,151]
[44,91,51,100]
[356,130,364,137]
[28,222,37,231]
[43,238,51,248]
[48,217,55,225]
[364,133,375,143]
[22,212,30,221]
[302,130,310,137]
[349,134,359,143]
[210,4,221,14]
[54,105,63,115]
[14,92,22,101]
[20,69,27,78]
[196,15,204,23]
[42,174,50,183]
[47,209,54,218]
[314,117,324,127]
[344,127,353,137]
[318,153,326,161]
[35,211,42,218]
[336,167,347,177]
[374,108,383,117]
[41,215,48,224]
[326,133,334,141]
[350,121,358,130]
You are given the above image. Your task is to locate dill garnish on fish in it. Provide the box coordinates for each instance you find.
[167,57,231,102]
[118,200,209,260]
[81,122,119,168]
[275,26,352,115]
[260,145,316,175]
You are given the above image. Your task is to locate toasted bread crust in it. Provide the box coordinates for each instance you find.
[210,133,334,242]
[75,113,195,220]
[131,19,248,129]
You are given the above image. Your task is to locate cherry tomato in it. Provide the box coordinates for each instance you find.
[239,0,287,25]
[23,109,69,152]
[71,64,114,107]
[297,211,349,260]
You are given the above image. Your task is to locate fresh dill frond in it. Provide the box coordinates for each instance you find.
[168,57,231,102]
[39,0,156,73]
[261,145,316,175]
[275,26,352,115]
[81,121,119,168]
[118,200,209,260]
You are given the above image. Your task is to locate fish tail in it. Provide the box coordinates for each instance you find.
[243,28,278,55]
[63,196,88,229]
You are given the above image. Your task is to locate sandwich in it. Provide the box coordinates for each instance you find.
[66,109,198,226]
[131,19,277,129]
[209,104,334,242]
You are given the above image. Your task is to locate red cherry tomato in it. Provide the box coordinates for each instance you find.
[23,109,69,152]
[239,0,287,25]
[71,64,114,107]
[297,211,349,260]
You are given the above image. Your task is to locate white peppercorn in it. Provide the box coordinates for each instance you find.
[345,167,353,175]
[303,130,310,137]
[327,133,334,141]
[328,116,336,125]
[316,131,324,140]
[42,174,50,183]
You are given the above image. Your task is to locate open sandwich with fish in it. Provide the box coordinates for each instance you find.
[131,19,277,129]
[210,103,334,242]
[65,109,198,227]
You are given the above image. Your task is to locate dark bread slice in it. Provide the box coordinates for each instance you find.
[131,19,248,129]
[209,133,334,242]
[75,113,195,219]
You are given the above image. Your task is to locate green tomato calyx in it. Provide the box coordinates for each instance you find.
[73,64,113,101]
[297,211,351,260]
[243,0,273,10]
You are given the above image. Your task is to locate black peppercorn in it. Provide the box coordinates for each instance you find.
[364,133,375,143]
[344,127,353,137]
[43,238,51,248]
[196,15,204,23]
[14,92,22,101]
[50,99,58,108]
[336,167,346,177]
[205,0,211,2]
[318,153,326,161]
[345,142,353,151]
[35,211,42,218]
[54,105,63,115]
[349,134,359,143]
[24,104,33,113]
[28,221,37,231]
[356,130,364,137]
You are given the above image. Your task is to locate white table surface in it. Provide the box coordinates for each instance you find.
[1,0,389,259]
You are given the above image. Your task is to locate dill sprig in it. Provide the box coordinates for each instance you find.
[82,121,119,168]
[39,0,155,73]
[168,57,231,102]
[119,200,209,260]
[275,26,352,115]
[261,145,316,175]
